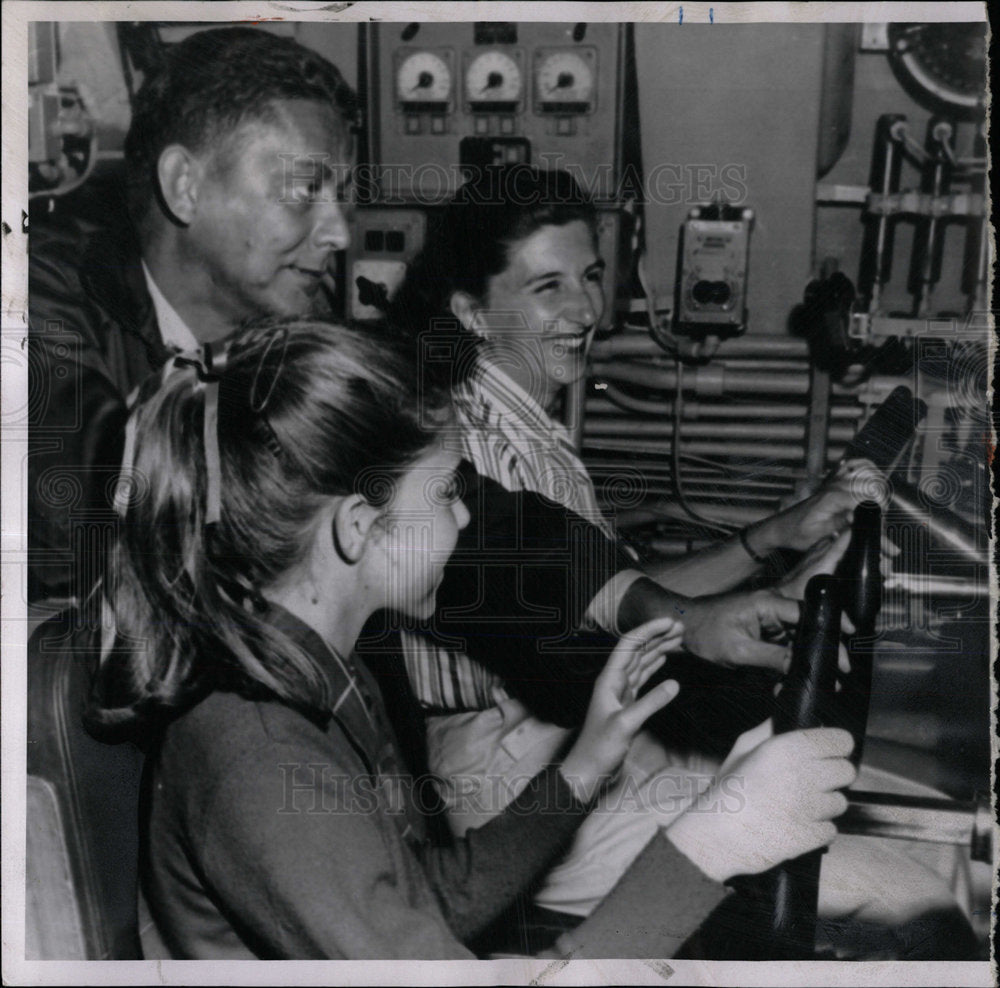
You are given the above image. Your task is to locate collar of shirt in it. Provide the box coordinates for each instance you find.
[141,261,200,353]
[458,356,576,454]
[262,602,424,841]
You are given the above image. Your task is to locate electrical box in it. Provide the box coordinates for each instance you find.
[674,205,754,338]
[346,208,426,321]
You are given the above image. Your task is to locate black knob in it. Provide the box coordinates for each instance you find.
[417,71,433,89]
[833,500,882,765]
[834,501,882,637]
[487,71,503,90]
[557,71,575,89]
[743,575,842,960]
[774,575,842,734]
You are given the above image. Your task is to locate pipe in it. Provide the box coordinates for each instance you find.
[860,114,906,310]
[592,474,796,496]
[964,127,989,311]
[612,489,780,508]
[589,362,812,395]
[883,573,984,599]
[889,478,984,565]
[564,374,586,453]
[840,791,993,863]
[805,362,832,491]
[584,437,847,461]
[591,334,809,360]
[584,419,857,442]
[586,394,865,421]
[910,118,953,317]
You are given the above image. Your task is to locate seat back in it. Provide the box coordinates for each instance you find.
[26,611,144,959]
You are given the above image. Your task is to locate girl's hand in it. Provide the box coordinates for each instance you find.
[666,725,856,883]
[559,616,683,804]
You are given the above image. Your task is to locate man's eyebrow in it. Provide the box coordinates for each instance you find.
[281,156,350,180]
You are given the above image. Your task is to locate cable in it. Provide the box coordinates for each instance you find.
[670,358,738,535]
[633,206,680,357]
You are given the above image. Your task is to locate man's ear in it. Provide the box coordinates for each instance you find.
[331,494,382,565]
[449,291,485,336]
[156,144,206,226]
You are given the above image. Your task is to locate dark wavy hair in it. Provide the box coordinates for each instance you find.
[124,27,359,224]
[91,320,447,737]
[388,165,598,385]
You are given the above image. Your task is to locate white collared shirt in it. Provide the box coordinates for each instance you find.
[141,261,199,353]
[401,356,640,712]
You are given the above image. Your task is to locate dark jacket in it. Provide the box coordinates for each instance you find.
[142,605,590,959]
[28,215,169,602]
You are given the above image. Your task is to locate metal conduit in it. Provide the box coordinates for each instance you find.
[585,437,847,460]
[591,334,810,360]
[582,339,874,533]
[587,395,865,420]
[589,362,813,395]
[585,419,857,442]
[589,470,798,494]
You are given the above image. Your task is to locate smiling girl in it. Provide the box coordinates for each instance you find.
[89,319,719,958]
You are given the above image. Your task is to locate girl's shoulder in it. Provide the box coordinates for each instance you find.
[156,689,340,783]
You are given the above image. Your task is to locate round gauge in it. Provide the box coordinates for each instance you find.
[396,51,451,103]
[465,51,522,103]
[536,51,594,104]
[887,23,986,120]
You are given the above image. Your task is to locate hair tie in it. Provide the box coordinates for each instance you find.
[201,375,222,526]
[174,343,229,527]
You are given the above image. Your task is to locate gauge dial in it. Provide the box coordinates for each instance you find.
[396,51,452,103]
[887,23,986,120]
[465,51,522,104]
[535,50,594,105]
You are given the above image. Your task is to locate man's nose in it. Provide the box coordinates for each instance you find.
[312,199,351,252]
[453,498,471,531]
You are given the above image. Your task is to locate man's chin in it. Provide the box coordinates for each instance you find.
[262,287,334,321]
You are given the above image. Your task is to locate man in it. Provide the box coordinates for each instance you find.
[28,24,812,675]
[25,25,973,962]
[29,27,354,605]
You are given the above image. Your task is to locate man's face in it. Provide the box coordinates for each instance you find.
[186,99,352,322]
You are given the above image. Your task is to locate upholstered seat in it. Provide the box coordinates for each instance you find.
[26,611,144,959]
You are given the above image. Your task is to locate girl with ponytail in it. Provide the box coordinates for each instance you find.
[93,318,729,960]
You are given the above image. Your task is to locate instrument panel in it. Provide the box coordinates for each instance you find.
[368,22,623,201]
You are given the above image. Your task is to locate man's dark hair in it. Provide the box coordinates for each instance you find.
[124,27,359,224]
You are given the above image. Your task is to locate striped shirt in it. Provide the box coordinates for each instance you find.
[402,358,616,712]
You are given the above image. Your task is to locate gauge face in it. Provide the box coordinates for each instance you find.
[396,51,452,103]
[465,51,522,104]
[535,50,594,105]
[887,23,986,119]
